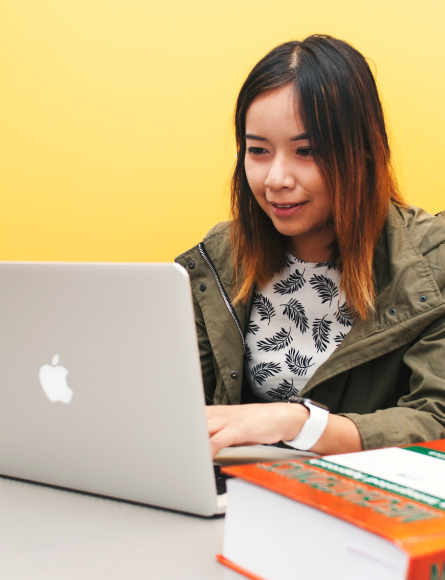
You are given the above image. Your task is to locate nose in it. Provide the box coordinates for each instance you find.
[265,155,295,191]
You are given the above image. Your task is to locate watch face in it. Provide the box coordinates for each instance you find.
[289,395,329,412]
[288,395,304,405]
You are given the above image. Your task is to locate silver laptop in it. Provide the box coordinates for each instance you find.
[0,262,227,516]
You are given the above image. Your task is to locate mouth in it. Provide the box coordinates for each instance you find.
[270,201,307,217]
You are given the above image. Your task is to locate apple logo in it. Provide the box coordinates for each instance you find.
[39,354,73,403]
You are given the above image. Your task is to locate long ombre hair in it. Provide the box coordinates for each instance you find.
[231,35,404,320]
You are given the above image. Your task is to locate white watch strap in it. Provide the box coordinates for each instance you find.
[283,401,329,451]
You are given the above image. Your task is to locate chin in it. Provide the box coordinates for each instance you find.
[271,222,305,238]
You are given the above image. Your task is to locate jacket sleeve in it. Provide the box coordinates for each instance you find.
[343,313,445,449]
[192,291,217,404]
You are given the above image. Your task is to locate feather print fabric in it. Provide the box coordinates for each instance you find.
[245,252,353,401]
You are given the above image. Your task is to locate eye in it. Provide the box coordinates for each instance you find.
[247,147,268,155]
[297,147,313,157]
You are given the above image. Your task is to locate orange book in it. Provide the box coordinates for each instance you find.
[217,440,445,580]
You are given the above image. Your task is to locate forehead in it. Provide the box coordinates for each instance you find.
[245,84,305,132]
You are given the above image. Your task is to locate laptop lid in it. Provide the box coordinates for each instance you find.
[0,262,218,516]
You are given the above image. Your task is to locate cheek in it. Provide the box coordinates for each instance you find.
[304,168,330,201]
[300,165,323,190]
[244,161,265,196]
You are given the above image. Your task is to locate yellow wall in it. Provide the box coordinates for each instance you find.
[1,0,444,262]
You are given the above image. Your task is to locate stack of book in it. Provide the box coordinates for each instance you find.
[218,440,445,580]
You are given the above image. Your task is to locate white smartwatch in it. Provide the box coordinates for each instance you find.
[283,396,329,451]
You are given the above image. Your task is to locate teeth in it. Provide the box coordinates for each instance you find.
[277,204,294,208]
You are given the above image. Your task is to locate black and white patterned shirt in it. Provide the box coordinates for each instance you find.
[244,252,353,402]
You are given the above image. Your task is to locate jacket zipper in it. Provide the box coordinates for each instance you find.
[198,242,246,354]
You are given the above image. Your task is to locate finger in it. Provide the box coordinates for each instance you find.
[207,418,227,436]
[210,428,239,458]
[209,418,251,456]
[206,407,241,435]
[206,410,232,434]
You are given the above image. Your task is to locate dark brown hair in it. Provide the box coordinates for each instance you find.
[230,35,404,319]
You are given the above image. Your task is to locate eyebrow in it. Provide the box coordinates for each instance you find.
[245,133,309,142]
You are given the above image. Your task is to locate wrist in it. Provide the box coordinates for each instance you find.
[282,403,310,441]
[283,397,330,451]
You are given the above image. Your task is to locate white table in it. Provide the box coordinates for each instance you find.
[1,446,310,579]
[0,476,239,579]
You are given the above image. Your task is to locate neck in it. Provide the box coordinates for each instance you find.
[288,233,337,263]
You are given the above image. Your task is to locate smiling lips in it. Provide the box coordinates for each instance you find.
[270,201,307,217]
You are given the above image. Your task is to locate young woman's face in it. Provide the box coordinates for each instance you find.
[244,84,335,260]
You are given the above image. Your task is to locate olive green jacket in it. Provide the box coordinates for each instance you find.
[175,204,445,450]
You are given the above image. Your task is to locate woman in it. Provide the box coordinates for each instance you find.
[175,35,445,458]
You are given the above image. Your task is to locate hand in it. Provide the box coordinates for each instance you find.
[205,403,309,458]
